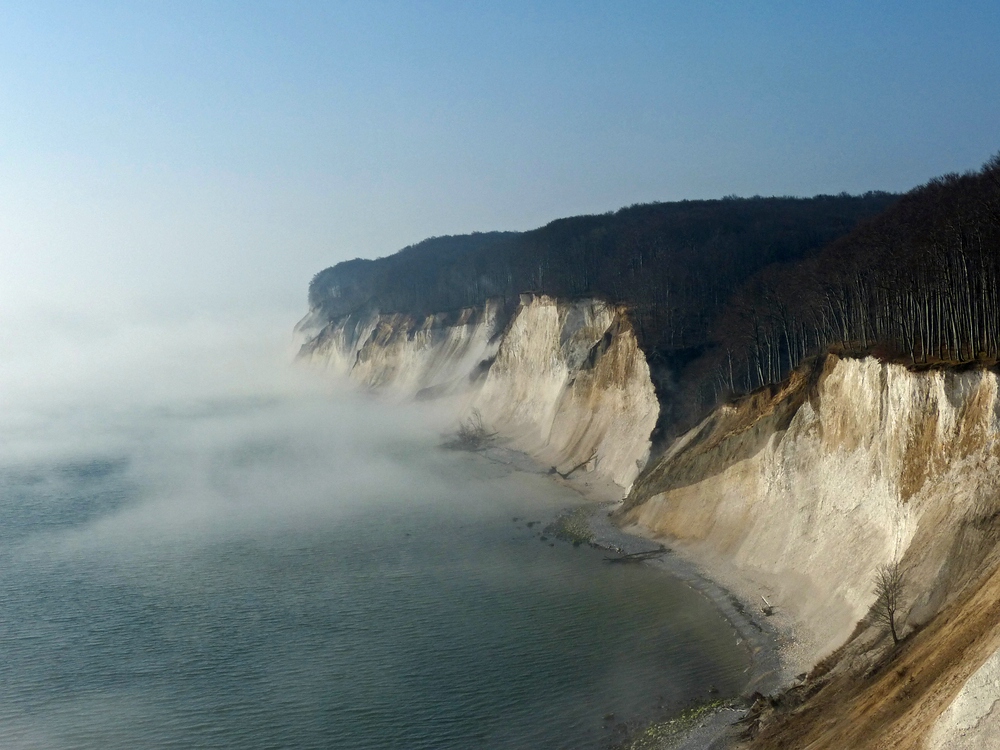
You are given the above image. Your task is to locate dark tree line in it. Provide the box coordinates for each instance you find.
[308,155,1000,437]
[308,193,896,434]
[699,155,1000,411]
[310,196,896,352]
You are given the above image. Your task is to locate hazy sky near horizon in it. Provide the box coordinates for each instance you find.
[1,1,998,315]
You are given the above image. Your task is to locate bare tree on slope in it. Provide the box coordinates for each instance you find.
[873,560,905,646]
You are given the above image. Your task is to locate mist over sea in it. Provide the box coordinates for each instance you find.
[0,303,748,749]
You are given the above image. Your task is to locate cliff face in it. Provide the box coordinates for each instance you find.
[621,354,1000,749]
[301,295,1000,747]
[296,301,502,397]
[297,294,659,490]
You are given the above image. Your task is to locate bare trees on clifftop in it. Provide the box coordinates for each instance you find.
[705,155,1000,404]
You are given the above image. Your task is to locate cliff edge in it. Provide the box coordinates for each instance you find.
[297,294,659,491]
[621,354,1000,749]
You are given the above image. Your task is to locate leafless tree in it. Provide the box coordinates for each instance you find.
[873,560,905,645]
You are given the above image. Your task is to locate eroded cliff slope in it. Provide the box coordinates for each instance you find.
[297,294,659,490]
[619,354,1000,749]
[301,294,1000,746]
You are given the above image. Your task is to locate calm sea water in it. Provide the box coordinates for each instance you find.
[0,392,748,750]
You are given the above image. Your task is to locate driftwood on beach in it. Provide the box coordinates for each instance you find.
[550,450,598,480]
[604,545,669,563]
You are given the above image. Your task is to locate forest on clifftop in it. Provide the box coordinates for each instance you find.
[308,154,1000,437]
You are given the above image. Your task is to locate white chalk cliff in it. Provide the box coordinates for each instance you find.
[621,354,1000,749]
[297,294,659,490]
[300,297,1000,748]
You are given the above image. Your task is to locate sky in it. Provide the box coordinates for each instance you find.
[0,0,998,317]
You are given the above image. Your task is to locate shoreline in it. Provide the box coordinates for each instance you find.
[477,443,792,749]
[586,503,781,750]
[586,503,785,697]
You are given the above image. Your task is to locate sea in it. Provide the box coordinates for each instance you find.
[0,312,748,750]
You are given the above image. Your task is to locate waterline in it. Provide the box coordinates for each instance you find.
[0,391,748,749]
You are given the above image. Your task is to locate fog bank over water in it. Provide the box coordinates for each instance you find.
[0,295,459,548]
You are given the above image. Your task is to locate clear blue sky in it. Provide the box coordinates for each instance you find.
[1,1,997,313]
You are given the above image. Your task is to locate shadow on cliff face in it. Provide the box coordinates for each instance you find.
[0,299,459,556]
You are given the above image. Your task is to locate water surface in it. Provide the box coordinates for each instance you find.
[0,392,748,749]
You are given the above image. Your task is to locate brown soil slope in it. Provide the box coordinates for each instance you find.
[749,548,1000,749]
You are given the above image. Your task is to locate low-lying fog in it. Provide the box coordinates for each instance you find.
[0,298,747,749]
[0,298,455,542]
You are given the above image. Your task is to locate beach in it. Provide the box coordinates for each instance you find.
[478,444,798,749]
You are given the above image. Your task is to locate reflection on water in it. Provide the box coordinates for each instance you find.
[0,394,748,749]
